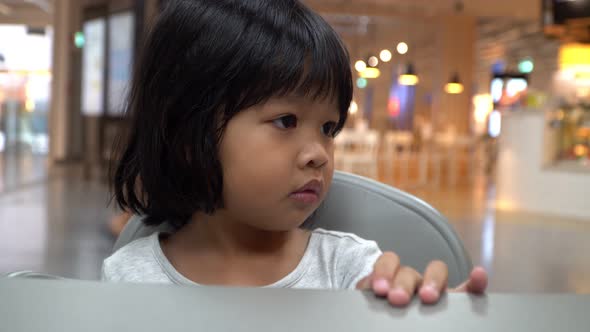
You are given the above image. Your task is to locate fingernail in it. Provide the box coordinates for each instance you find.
[424,282,437,289]
[373,278,389,290]
[391,287,408,297]
[388,287,411,306]
[421,283,440,298]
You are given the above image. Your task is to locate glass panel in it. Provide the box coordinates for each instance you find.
[81,18,106,116]
[107,11,135,116]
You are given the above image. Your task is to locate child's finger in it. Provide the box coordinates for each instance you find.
[355,274,373,290]
[371,252,401,297]
[466,267,488,293]
[387,266,422,307]
[450,266,488,293]
[419,260,448,305]
[450,280,468,292]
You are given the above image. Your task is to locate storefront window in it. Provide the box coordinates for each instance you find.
[550,101,590,165]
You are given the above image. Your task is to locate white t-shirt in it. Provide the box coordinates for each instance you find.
[101,228,382,290]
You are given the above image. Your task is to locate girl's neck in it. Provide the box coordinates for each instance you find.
[169,211,308,258]
[161,211,311,286]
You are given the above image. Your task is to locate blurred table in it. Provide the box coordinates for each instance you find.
[1,278,589,332]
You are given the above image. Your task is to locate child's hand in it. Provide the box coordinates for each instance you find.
[355,252,488,307]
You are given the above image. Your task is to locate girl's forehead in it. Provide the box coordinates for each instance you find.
[263,95,339,113]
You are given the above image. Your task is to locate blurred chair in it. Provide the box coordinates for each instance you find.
[381,131,413,185]
[431,133,478,186]
[334,129,353,170]
[334,129,380,179]
[113,171,473,287]
[449,135,477,186]
[415,122,434,185]
[431,131,457,186]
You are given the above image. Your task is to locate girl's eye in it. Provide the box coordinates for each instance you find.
[321,121,338,137]
[272,115,298,129]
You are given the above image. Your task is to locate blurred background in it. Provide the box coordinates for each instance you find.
[0,0,589,292]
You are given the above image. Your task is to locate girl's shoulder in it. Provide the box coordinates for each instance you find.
[309,228,382,261]
[106,232,159,262]
[301,228,382,289]
[101,232,170,283]
[311,228,379,248]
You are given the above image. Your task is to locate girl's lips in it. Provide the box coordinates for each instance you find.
[290,179,323,205]
[292,179,322,195]
[289,190,320,204]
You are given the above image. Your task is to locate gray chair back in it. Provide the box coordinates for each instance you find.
[2,271,64,280]
[113,171,472,287]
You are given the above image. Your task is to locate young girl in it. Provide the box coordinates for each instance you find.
[102,0,487,307]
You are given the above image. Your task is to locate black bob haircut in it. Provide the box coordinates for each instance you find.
[112,0,353,228]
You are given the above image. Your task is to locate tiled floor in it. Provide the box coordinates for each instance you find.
[1,158,589,293]
[0,151,48,193]
[0,173,116,280]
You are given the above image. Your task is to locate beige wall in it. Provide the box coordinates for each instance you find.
[434,14,477,135]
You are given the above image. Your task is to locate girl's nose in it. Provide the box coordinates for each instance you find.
[297,141,329,170]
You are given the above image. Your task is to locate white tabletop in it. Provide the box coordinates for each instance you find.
[0,278,589,332]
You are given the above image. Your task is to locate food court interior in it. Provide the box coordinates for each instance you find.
[0,0,589,292]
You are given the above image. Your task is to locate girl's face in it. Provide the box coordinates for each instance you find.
[217,96,340,231]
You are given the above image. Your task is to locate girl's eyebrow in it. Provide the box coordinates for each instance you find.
[261,96,340,118]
